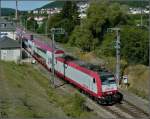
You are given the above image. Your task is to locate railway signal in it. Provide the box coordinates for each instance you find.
[50,28,65,88]
[107,28,121,86]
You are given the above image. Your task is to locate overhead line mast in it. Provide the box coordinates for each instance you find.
[0,0,1,38]
[107,28,121,86]
[16,0,18,21]
[0,0,1,17]
[148,0,150,114]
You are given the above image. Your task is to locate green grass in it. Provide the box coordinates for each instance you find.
[123,65,149,100]
[0,61,94,118]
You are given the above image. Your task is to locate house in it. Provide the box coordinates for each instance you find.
[0,36,21,62]
[129,7,149,14]
[34,16,46,27]
[77,1,89,19]
[0,18,16,39]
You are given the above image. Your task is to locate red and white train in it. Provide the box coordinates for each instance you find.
[16,28,123,105]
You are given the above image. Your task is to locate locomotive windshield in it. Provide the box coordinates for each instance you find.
[100,74,116,85]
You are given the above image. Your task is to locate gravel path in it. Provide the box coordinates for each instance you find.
[119,88,149,115]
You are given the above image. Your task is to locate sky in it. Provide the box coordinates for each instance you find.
[1,0,53,11]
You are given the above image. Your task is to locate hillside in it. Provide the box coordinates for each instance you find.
[1,8,15,16]
[37,1,65,10]
[112,1,149,7]
[0,61,94,118]
[1,8,27,16]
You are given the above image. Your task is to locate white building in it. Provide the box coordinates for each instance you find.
[33,8,62,15]
[33,10,39,14]
[0,18,21,62]
[34,16,46,26]
[129,7,149,14]
[0,36,21,62]
[77,2,89,19]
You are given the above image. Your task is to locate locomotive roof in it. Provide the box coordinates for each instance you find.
[62,54,113,75]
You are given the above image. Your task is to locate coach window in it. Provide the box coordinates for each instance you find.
[93,78,96,83]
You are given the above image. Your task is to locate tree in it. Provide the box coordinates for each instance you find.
[69,25,98,52]
[61,1,79,24]
[86,1,128,40]
[48,14,62,29]
[101,26,149,65]
[121,26,148,65]
[47,1,79,43]
[36,21,46,34]
[26,17,38,31]
[69,0,128,51]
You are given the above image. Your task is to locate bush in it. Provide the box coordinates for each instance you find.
[63,93,85,117]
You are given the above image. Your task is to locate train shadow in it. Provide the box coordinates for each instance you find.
[54,82,68,88]
[100,101,123,106]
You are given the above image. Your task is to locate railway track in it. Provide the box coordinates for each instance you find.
[115,100,149,118]
[102,105,132,118]
[82,91,149,119]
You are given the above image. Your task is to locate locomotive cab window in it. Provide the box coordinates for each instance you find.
[100,74,116,85]
[93,78,96,83]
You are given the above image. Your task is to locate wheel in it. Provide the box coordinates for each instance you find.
[105,95,113,105]
[113,92,123,103]
[97,98,107,105]
[79,88,82,93]
[117,92,123,103]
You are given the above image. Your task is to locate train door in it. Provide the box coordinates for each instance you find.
[91,78,96,93]
[46,51,52,69]
[63,63,68,79]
